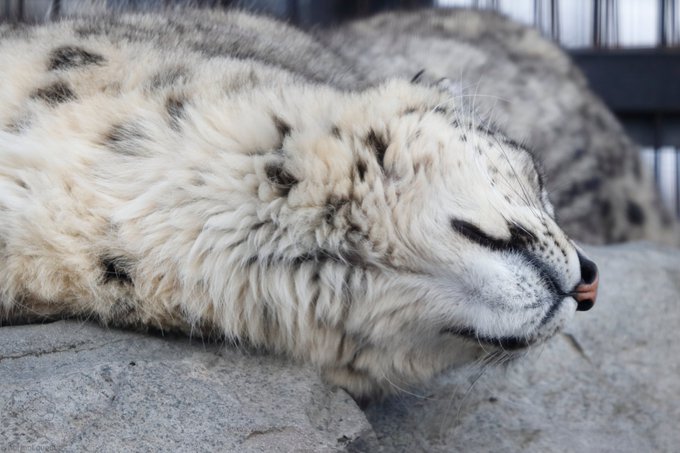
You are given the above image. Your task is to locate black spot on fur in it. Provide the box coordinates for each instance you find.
[356,160,367,182]
[48,46,105,71]
[502,137,521,149]
[324,196,350,225]
[331,126,341,139]
[291,247,363,268]
[626,200,646,225]
[410,69,426,84]
[365,129,387,170]
[149,67,189,90]
[104,123,148,156]
[265,161,298,196]
[191,175,206,187]
[165,96,185,131]
[460,134,467,142]
[101,256,133,285]
[402,106,418,115]
[273,115,291,140]
[250,221,269,232]
[30,81,76,106]
[5,114,31,134]
[475,124,495,136]
[434,106,447,115]
[74,25,103,38]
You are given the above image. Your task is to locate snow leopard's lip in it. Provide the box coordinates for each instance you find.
[440,293,573,350]
[439,326,533,351]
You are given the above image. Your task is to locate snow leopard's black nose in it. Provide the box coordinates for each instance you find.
[574,252,598,311]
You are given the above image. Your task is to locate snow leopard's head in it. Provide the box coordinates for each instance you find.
[258,80,598,399]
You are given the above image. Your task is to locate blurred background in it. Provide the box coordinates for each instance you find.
[2,0,679,219]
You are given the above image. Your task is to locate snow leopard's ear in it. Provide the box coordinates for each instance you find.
[410,69,463,97]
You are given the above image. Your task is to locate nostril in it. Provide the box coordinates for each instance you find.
[577,251,598,285]
[576,299,594,312]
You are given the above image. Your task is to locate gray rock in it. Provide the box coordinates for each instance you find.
[365,243,680,452]
[0,321,375,452]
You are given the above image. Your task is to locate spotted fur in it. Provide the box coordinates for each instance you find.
[30,81,76,105]
[0,7,597,398]
[49,45,105,71]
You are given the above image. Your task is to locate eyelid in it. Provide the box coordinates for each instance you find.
[449,219,507,250]
[450,219,536,251]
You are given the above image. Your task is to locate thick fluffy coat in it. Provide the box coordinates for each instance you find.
[2,9,595,397]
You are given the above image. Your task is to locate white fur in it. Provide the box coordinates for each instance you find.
[0,14,584,397]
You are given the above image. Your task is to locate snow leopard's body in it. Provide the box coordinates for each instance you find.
[1,8,597,397]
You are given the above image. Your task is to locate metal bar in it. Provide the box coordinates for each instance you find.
[604,0,609,46]
[654,114,662,184]
[671,0,677,45]
[287,0,298,23]
[609,0,619,47]
[51,0,61,20]
[676,148,680,217]
[552,0,560,41]
[660,0,668,47]
[671,0,678,45]
[534,0,540,29]
[593,0,600,47]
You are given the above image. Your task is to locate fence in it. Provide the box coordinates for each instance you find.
[439,0,680,218]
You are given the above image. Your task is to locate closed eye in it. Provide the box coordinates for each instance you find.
[450,219,537,251]
[450,219,507,250]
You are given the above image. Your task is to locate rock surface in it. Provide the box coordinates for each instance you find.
[1,243,679,452]
[0,321,374,452]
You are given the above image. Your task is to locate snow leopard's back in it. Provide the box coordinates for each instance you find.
[1,7,363,89]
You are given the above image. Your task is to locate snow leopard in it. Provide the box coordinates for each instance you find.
[0,8,599,398]
[321,8,680,246]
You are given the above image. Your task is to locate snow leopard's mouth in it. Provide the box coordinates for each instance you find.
[440,293,572,351]
[439,326,533,351]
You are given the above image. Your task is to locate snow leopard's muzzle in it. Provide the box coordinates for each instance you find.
[572,251,598,311]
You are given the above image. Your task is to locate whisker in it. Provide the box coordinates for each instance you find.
[379,369,436,400]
